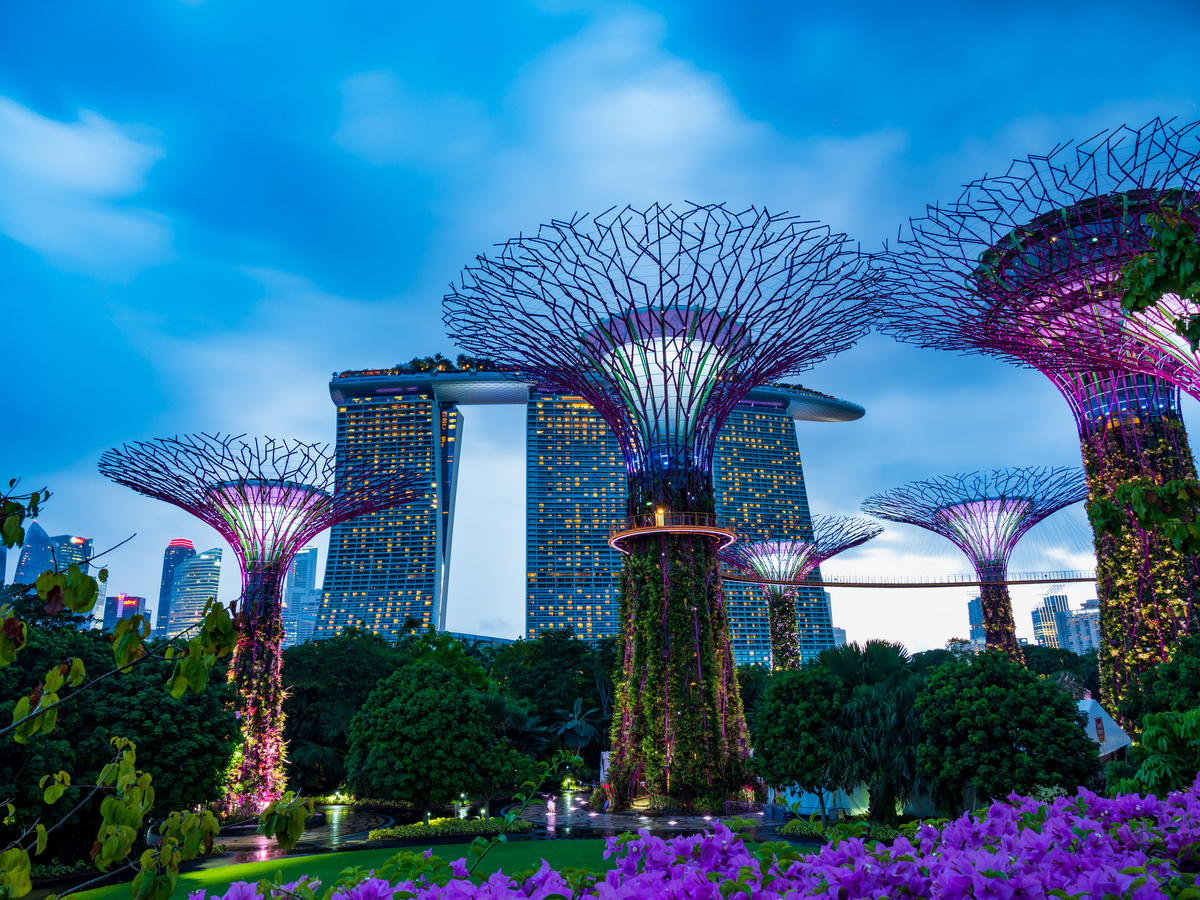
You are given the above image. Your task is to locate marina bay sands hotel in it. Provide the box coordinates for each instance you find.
[313,365,864,666]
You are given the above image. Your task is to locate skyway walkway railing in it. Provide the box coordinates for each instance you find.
[720,568,1097,589]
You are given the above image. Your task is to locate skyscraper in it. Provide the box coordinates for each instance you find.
[967,596,986,647]
[283,546,320,648]
[1062,598,1102,654]
[50,534,93,570]
[165,548,222,638]
[1032,589,1072,648]
[14,522,56,584]
[157,539,196,637]
[319,367,861,653]
[103,593,148,631]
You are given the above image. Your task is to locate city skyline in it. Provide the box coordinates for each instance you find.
[6,0,1193,650]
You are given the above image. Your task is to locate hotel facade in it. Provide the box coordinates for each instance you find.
[317,367,861,666]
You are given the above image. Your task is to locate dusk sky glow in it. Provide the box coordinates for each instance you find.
[4,0,1200,651]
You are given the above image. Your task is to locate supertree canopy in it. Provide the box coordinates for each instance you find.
[721,516,881,670]
[445,203,879,804]
[881,118,1200,709]
[99,433,421,809]
[862,467,1087,662]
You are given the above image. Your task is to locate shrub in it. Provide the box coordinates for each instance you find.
[367,817,533,840]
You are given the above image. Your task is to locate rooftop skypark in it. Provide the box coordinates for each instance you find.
[443,202,880,806]
[881,117,1200,710]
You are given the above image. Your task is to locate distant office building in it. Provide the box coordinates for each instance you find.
[14,522,55,583]
[319,368,862,657]
[156,539,196,637]
[165,548,222,638]
[1032,589,1071,648]
[1061,598,1101,655]
[103,594,147,631]
[283,547,320,648]
[832,627,847,647]
[50,534,93,570]
[966,596,986,644]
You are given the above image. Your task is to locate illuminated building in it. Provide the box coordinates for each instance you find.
[156,539,195,637]
[103,593,147,631]
[165,547,223,638]
[282,546,320,648]
[324,369,863,663]
[13,522,54,583]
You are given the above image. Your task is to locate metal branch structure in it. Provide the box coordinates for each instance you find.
[862,468,1087,662]
[881,118,1200,708]
[445,203,879,805]
[721,516,882,670]
[99,433,421,809]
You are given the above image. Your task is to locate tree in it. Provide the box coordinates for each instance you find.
[475,746,539,819]
[551,699,601,754]
[750,667,847,823]
[281,628,408,794]
[916,650,1100,815]
[819,641,921,824]
[345,660,500,824]
[487,627,594,722]
[736,664,772,726]
[1022,645,1102,700]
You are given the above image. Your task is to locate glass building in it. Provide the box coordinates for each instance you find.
[1032,589,1072,648]
[319,367,862,659]
[283,546,321,648]
[165,548,222,638]
[103,593,147,631]
[156,539,196,638]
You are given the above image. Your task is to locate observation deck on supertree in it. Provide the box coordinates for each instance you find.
[862,468,1086,663]
[99,433,421,809]
[444,203,879,805]
[721,516,882,670]
[880,118,1200,709]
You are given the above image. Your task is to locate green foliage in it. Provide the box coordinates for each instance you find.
[1088,477,1200,555]
[915,650,1100,815]
[750,667,846,816]
[551,698,601,753]
[1121,634,1200,727]
[345,661,500,814]
[910,649,957,674]
[1121,210,1200,350]
[282,628,409,794]
[818,641,921,825]
[257,793,314,851]
[1022,645,1101,700]
[736,664,772,725]
[367,816,533,840]
[487,627,600,725]
[780,814,901,846]
[1110,707,1200,797]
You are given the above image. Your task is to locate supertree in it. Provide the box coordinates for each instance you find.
[444,203,879,804]
[98,433,421,809]
[861,467,1087,663]
[721,515,882,670]
[881,118,1200,708]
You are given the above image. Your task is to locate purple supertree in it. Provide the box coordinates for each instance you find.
[444,203,879,804]
[98,433,421,809]
[721,516,882,670]
[861,468,1086,663]
[881,118,1200,708]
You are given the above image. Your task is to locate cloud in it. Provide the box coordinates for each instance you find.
[0,96,171,277]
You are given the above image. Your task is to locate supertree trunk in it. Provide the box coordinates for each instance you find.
[767,589,802,670]
[1080,415,1198,716]
[607,532,749,806]
[976,560,1024,664]
[228,563,288,810]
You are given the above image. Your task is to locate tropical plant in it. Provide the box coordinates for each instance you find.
[915,649,1100,815]
[1110,707,1200,797]
[818,640,921,824]
[551,698,601,754]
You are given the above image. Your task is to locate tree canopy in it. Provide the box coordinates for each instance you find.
[916,650,1100,815]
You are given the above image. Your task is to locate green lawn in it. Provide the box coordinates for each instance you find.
[72,840,613,900]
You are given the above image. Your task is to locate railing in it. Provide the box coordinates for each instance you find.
[724,801,763,816]
[608,511,727,538]
[719,568,1097,589]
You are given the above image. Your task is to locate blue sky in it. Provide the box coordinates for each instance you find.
[3,0,1199,649]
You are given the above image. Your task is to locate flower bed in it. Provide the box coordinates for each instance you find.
[191,777,1200,899]
[368,817,533,840]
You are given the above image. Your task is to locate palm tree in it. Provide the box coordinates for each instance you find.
[552,698,601,754]
[819,640,922,824]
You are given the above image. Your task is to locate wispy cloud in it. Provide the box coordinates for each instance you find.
[0,97,171,277]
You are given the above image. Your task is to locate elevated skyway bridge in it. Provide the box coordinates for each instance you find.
[719,568,1097,589]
